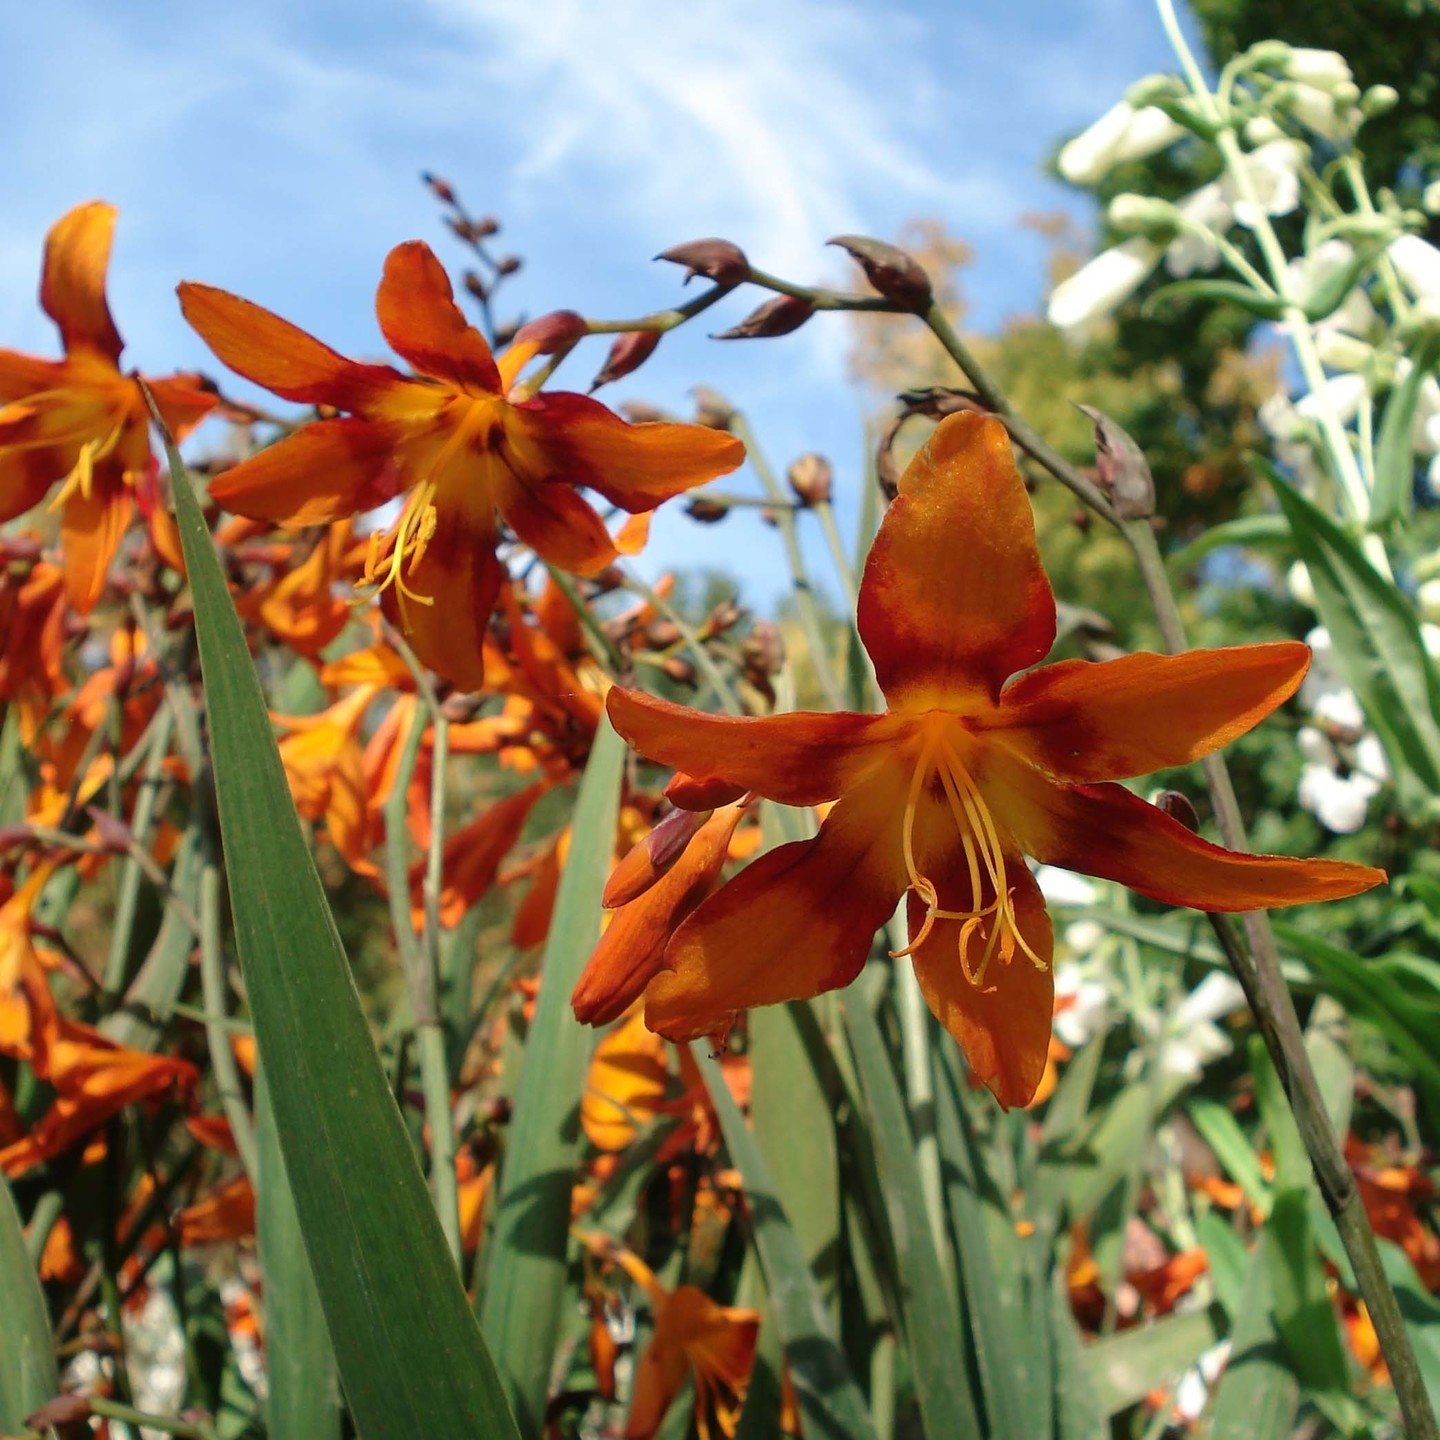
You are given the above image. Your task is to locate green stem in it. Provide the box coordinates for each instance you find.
[87,1397,219,1440]
[543,565,628,673]
[730,415,847,709]
[921,305,1118,521]
[199,862,258,1180]
[619,568,743,716]
[102,706,177,996]
[895,957,951,1295]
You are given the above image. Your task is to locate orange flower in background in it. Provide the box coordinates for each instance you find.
[578,1231,759,1440]
[178,242,744,689]
[0,202,216,612]
[596,413,1385,1107]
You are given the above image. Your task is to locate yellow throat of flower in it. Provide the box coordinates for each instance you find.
[892,719,1047,991]
[362,396,499,606]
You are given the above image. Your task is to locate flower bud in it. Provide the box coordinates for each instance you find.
[1125,74,1186,108]
[656,237,751,286]
[1283,48,1352,92]
[591,331,661,390]
[714,294,814,339]
[1058,101,1185,186]
[1153,790,1200,832]
[742,619,784,677]
[828,235,933,311]
[604,805,713,908]
[787,452,833,506]
[1047,239,1161,331]
[421,171,457,205]
[495,255,523,277]
[662,656,697,686]
[1078,405,1155,519]
[1107,193,1181,240]
[512,309,588,354]
[665,773,745,810]
[686,496,729,524]
[692,386,737,428]
[1361,84,1399,118]
[1243,39,1292,68]
[463,271,489,302]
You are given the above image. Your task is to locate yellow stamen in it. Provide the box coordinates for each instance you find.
[48,425,124,512]
[888,721,1048,989]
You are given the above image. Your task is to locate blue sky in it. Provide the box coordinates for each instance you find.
[0,0,1198,608]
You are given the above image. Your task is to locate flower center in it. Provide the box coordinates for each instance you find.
[891,720,1047,991]
[362,396,499,606]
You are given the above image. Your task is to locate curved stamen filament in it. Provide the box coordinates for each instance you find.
[889,724,1048,990]
[48,424,125,511]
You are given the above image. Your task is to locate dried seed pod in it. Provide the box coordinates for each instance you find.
[829,234,934,311]
[656,237,750,286]
[714,293,814,339]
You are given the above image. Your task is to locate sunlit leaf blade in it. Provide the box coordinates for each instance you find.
[691,1041,878,1440]
[1050,1271,1107,1440]
[841,995,983,1440]
[1209,1227,1300,1439]
[1267,459,1440,818]
[0,1176,56,1430]
[255,1067,341,1440]
[478,717,624,1433]
[165,428,520,1440]
[1088,1308,1223,1416]
[1372,336,1440,526]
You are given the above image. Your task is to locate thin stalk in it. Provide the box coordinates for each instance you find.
[102,706,178,996]
[619,568,743,716]
[543,564,628,673]
[198,862,258,1180]
[895,955,951,1295]
[87,1398,219,1440]
[922,305,1117,521]
[729,415,847,709]
[374,638,462,1266]
[23,1189,64,1265]
[1127,512,1437,1439]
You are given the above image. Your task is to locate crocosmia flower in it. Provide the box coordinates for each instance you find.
[178,243,744,689]
[0,202,217,611]
[592,412,1385,1107]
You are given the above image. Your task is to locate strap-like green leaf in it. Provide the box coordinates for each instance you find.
[165,429,520,1439]
[0,1175,57,1431]
[1372,336,1440,526]
[1267,460,1440,819]
[691,1041,878,1440]
[841,995,983,1440]
[478,717,624,1433]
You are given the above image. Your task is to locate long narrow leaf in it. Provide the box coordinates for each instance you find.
[165,429,520,1439]
[691,1041,878,1440]
[479,718,625,1433]
[842,995,983,1440]
[1267,460,1440,817]
[0,1176,56,1430]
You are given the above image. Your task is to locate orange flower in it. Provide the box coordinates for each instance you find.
[178,243,744,688]
[596,413,1385,1106]
[578,1231,759,1440]
[0,203,216,612]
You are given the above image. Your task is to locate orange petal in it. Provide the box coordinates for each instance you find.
[143,372,218,440]
[41,202,124,361]
[993,643,1311,782]
[61,473,133,614]
[208,419,409,526]
[573,805,744,1027]
[178,281,410,414]
[858,412,1054,708]
[383,488,504,691]
[496,472,617,575]
[375,242,501,393]
[512,392,745,512]
[607,688,910,806]
[904,858,1054,1110]
[416,781,549,927]
[999,762,1386,910]
[643,761,909,1039]
[0,349,65,402]
[0,446,64,525]
[581,1010,671,1151]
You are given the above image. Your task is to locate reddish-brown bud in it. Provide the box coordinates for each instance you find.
[714,294,814,339]
[661,656,697,686]
[686,496,729,524]
[742,620,785,676]
[472,214,500,238]
[1078,404,1156,520]
[829,234,933,311]
[665,773,746,810]
[656,237,750,286]
[645,619,683,649]
[604,805,713,908]
[421,171,457,205]
[787,452,833,506]
[512,309,588,354]
[592,331,661,390]
[692,386,736,429]
[705,599,744,636]
[1153,790,1200,832]
[495,254,523,277]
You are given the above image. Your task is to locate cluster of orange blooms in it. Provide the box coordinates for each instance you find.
[0,200,1421,1432]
